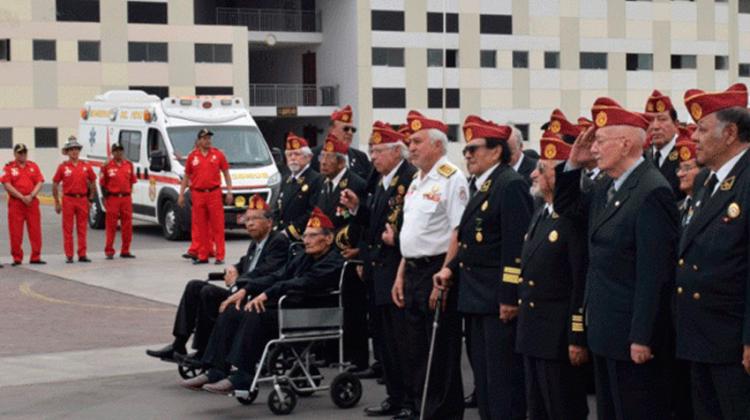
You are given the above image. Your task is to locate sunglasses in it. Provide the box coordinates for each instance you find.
[343,126,357,134]
[462,144,487,155]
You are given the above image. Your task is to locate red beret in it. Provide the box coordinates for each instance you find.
[577,117,593,131]
[591,97,650,130]
[370,121,406,145]
[645,90,674,114]
[307,207,334,230]
[540,131,572,161]
[285,132,309,150]
[406,110,448,134]
[462,115,511,142]
[548,109,582,137]
[684,83,748,122]
[331,105,353,123]
[322,133,349,154]
[247,194,270,211]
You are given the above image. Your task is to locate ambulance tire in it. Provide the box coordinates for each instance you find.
[89,196,106,229]
[161,199,187,241]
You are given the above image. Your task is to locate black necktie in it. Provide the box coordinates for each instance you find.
[469,177,478,198]
[606,183,616,204]
[704,173,719,199]
[325,179,333,196]
[244,243,257,273]
[654,149,662,167]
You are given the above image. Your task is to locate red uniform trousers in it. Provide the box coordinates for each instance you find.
[62,196,89,258]
[7,197,42,263]
[187,226,216,258]
[104,195,133,256]
[191,189,225,261]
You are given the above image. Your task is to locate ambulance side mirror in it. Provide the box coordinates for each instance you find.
[149,150,169,172]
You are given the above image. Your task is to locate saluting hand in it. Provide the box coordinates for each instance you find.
[382,223,396,246]
[568,345,589,367]
[630,343,654,364]
[245,293,269,313]
[569,126,596,169]
[339,189,359,211]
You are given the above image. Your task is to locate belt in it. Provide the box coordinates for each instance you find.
[405,253,446,268]
[64,193,87,198]
[108,192,131,197]
[193,186,219,193]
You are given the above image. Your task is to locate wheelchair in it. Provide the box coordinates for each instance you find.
[230,258,364,415]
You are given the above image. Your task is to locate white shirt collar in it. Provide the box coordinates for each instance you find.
[512,154,524,172]
[653,135,677,167]
[544,202,555,214]
[381,160,404,189]
[474,163,500,190]
[329,167,347,186]
[613,156,645,191]
[711,148,748,192]
[421,156,450,181]
[292,163,311,180]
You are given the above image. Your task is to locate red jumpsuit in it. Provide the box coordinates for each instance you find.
[1,160,44,263]
[53,160,96,259]
[184,147,228,261]
[99,159,136,256]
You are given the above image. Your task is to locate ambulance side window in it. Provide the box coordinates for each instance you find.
[119,130,142,163]
[148,128,166,154]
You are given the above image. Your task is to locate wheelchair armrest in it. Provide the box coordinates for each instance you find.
[206,272,225,281]
[279,290,339,309]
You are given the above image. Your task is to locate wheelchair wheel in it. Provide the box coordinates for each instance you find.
[266,346,294,375]
[236,389,258,406]
[289,365,322,397]
[268,385,297,415]
[177,363,204,380]
[330,372,362,409]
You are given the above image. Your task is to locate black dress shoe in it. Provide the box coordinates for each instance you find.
[214,259,224,265]
[106,255,114,260]
[145,344,186,362]
[391,408,417,420]
[175,352,206,369]
[351,367,380,379]
[11,261,21,266]
[181,253,197,260]
[66,257,74,263]
[78,257,92,263]
[120,253,136,259]
[365,400,401,417]
[464,392,477,408]
[376,377,385,385]
[193,259,209,265]
[29,260,46,265]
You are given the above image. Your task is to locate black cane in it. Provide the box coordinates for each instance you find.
[419,289,444,420]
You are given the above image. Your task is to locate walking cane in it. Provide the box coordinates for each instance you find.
[419,289,444,420]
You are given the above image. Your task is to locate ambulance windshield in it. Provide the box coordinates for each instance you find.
[168,126,273,168]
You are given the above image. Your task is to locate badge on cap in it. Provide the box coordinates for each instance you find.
[727,202,741,219]
[595,111,608,128]
[680,146,692,161]
[550,120,561,134]
[548,230,558,243]
[342,114,350,122]
[411,119,422,131]
[690,103,703,121]
[371,132,382,144]
[544,144,557,159]
[656,100,666,113]
[464,128,473,141]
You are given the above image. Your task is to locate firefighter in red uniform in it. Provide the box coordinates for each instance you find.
[52,136,96,263]
[100,142,137,259]
[1,143,45,266]
[178,128,233,265]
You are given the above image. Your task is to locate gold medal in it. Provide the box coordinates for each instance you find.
[398,185,405,195]
[548,230,558,243]
[475,231,483,243]
[728,202,741,219]
[481,201,488,211]
[301,184,308,192]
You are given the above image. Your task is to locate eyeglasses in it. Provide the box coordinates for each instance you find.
[676,163,698,174]
[343,126,357,134]
[593,136,625,146]
[462,144,488,155]
[302,232,325,239]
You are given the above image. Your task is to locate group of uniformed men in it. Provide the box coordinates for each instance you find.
[3,82,749,420]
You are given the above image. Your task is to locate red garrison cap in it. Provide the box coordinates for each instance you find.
[548,109,582,137]
[462,115,511,142]
[247,194,270,211]
[645,89,674,114]
[406,110,448,134]
[285,132,308,150]
[370,121,406,145]
[331,105,353,123]
[684,83,748,122]
[322,133,349,154]
[307,207,334,229]
[591,97,650,130]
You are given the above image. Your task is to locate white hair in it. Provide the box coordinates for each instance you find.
[427,129,448,156]
[508,125,524,149]
[299,146,313,156]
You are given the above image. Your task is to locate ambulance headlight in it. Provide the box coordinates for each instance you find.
[268,172,281,186]
[234,195,246,208]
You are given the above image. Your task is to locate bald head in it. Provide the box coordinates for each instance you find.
[591,125,646,179]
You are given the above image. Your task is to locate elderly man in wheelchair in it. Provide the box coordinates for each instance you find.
[181,207,345,396]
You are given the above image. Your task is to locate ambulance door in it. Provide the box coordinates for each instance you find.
[118,129,152,219]
[146,127,169,213]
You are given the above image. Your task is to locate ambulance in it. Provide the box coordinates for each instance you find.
[78,90,281,240]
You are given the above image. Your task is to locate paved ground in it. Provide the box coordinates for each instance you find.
[0,197,593,419]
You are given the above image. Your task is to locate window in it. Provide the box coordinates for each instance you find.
[671,54,697,69]
[371,10,404,31]
[56,0,99,22]
[195,86,234,95]
[78,41,100,62]
[428,88,460,108]
[33,40,56,61]
[446,49,458,68]
[194,44,232,63]
[446,125,459,143]
[372,48,404,67]
[372,88,405,108]
[626,53,653,71]
[127,1,167,24]
[715,55,729,70]
[740,63,750,77]
[0,128,11,149]
[128,42,168,62]
[513,51,528,69]
[580,52,607,69]
[119,130,142,162]
[0,39,9,61]
[480,50,496,68]
[35,127,57,148]
[544,51,559,69]
[129,85,169,98]
[427,12,458,33]
[427,49,443,67]
[480,14,512,34]
[741,0,750,13]
[514,124,529,142]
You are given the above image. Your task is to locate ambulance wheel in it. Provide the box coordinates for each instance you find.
[161,200,186,241]
[89,197,105,229]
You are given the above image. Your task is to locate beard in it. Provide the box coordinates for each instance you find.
[530,184,544,199]
[287,163,301,174]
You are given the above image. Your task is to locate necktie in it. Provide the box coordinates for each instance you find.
[244,243,257,273]
[469,177,478,198]
[325,179,333,196]
[654,150,662,167]
[704,173,719,198]
[606,183,616,204]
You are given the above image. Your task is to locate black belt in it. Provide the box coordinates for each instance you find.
[405,254,446,268]
[64,193,87,198]
[193,186,219,193]
[108,193,131,197]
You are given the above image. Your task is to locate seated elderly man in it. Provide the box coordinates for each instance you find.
[146,195,289,363]
[180,208,345,394]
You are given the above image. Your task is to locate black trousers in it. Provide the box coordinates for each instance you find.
[592,353,669,420]
[523,355,588,420]
[172,280,230,353]
[403,257,463,420]
[465,314,526,420]
[376,304,408,407]
[690,361,750,420]
[342,269,369,369]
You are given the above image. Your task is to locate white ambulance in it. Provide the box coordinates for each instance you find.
[78,90,281,240]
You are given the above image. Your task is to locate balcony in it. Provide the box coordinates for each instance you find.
[216,8,321,33]
[249,84,338,107]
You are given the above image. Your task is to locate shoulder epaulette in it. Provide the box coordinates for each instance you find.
[437,164,457,178]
